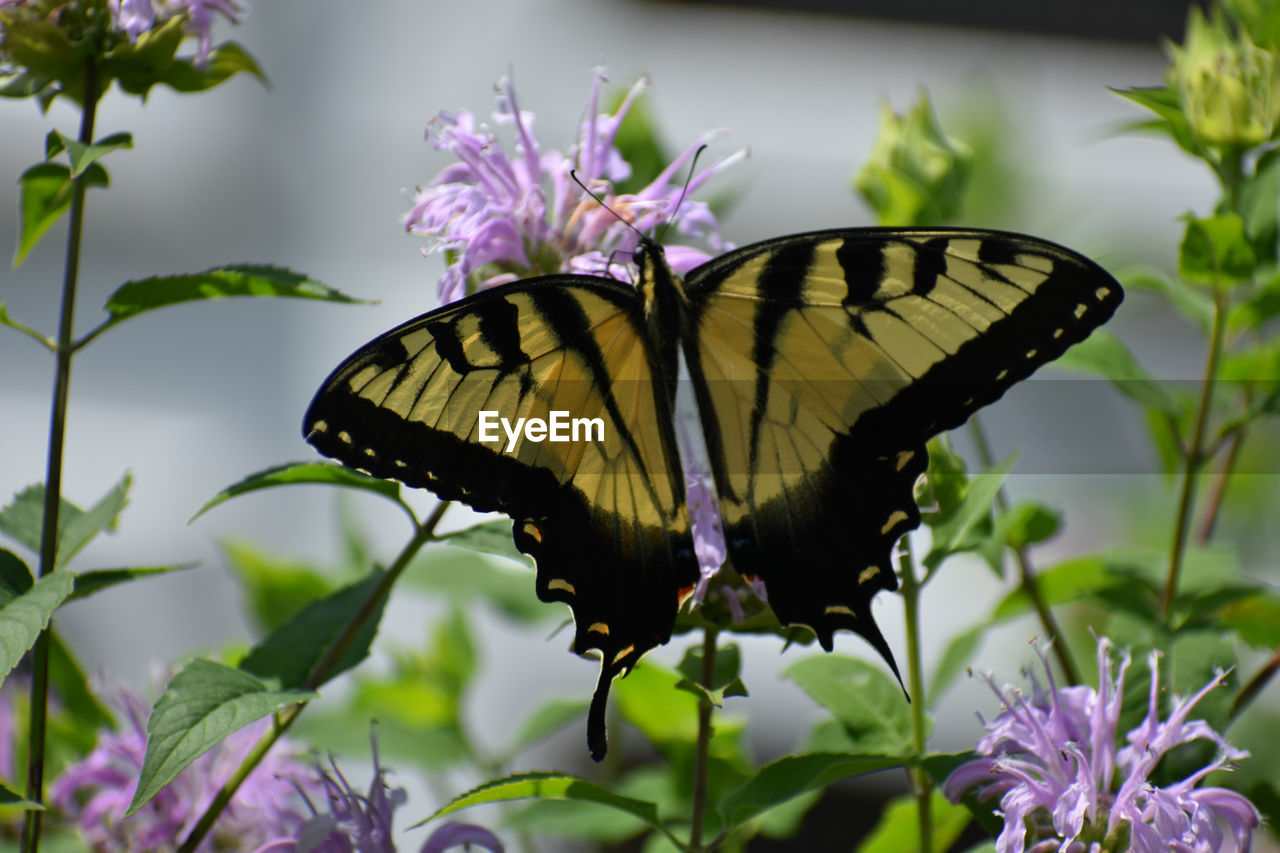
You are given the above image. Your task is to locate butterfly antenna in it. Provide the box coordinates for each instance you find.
[656,143,707,245]
[570,169,646,245]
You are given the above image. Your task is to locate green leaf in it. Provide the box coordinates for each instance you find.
[102,265,364,332]
[238,569,387,689]
[222,540,332,633]
[675,641,748,706]
[998,501,1061,550]
[1242,147,1280,261]
[927,622,988,706]
[416,772,668,840]
[47,130,134,177]
[0,571,74,684]
[1054,329,1187,417]
[15,161,108,267]
[69,564,196,602]
[501,698,589,759]
[855,790,972,853]
[717,753,901,830]
[48,629,113,736]
[97,15,184,96]
[436,518,533,567]
[924,453,1017,572]
[1217,592,1280,647]
[0,69,55,100]
[0,475,132,566]
[614,660,700,752]
[125,659,314,816]
[2,18,82,83]
[783,656,913,757]
[0,782,44,810]
[1121,265,1213,331]
[191,462,407,522]
[0,549,33,604]
[1230,268,1280,330]
[160,42,267,93]
[1179,213,1256,286]
[406,547,548,623]
[1111,85,1199,156]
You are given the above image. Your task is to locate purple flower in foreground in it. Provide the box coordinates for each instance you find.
[108,0,157,40]
[944,637,1259,853]
[170,0,241,65]
[50,688,317,852]
[405,68,743,303]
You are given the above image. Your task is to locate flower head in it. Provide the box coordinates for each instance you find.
[944,637,1259,853]
[405,68,742,303]
[50,687,317,852]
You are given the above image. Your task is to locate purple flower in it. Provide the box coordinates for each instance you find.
[50,687,318,852]
[106,0,241,65]
[944,637,1259,853]
[108,0,157,40]
[405,68,742,304]
[169,0,241,66]
[420,822,504,853]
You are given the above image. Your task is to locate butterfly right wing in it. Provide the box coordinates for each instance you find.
[303,277,699,759]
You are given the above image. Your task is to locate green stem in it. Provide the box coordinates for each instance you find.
[1161,286,1227,620]
[896,536,933,853]
[176,500,449,853]
[1197,425,1244,544]
[688,627,718,852]
[969,418,1079,684]
[22,58,99,853]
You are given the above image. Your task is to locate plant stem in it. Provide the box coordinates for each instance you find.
[176,500,449,853]
[1161,285,1227,620]
[688,627,718,852]
[1230,644,1280,723]
[896,536,933,853]
[22,58,99,853]
[1197,427,1244,544]
[969,418,1079,684]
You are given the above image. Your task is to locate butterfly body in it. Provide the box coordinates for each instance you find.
[304,227,1122,760]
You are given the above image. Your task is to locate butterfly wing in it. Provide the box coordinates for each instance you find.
[303,277,699,759]
[679,228,1123,673]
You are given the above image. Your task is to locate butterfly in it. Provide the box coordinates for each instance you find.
[303,227,1123,760]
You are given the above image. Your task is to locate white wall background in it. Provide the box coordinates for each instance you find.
[1,0,1234,844]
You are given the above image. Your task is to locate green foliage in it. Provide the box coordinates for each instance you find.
[855,790,972,853]
[15,160,108,266]
[0,572,74,685]
[192,461,410,523]
[0,473,132,567]
[784,656,914,758]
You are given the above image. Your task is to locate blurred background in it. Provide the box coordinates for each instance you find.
[3,0,1265,847]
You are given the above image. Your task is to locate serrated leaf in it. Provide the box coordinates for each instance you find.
[783,656,913,757]
[0,571,74,683]
[718,753,901,830]
[0,475,132,567]
[47,130,134,177]
[416,772,666,839]
[125,659,314,816]
[924,453,1017,571]
[501,698,589,759]
[3,18,82,81]
[1054,329,1187,417]
[1111,86,1199,155]
[504,797,651,843]
[101,265,364,331]
[0,782,44,809]
[238,569,387,689]
[436,519,533,567]
[0,69,55,99]
[855,790,971,853]
[0,549,33,604]
[69,564,195,602]
[15,161,107,266]
[675,641,747,707]
[191,462,407,522]
[1180,213,1256,286]
[160,42,267,93]
[1214,592,1280,648]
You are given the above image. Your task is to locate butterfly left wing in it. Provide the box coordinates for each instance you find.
[303,277,699,759]
[679,228,1123,674]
